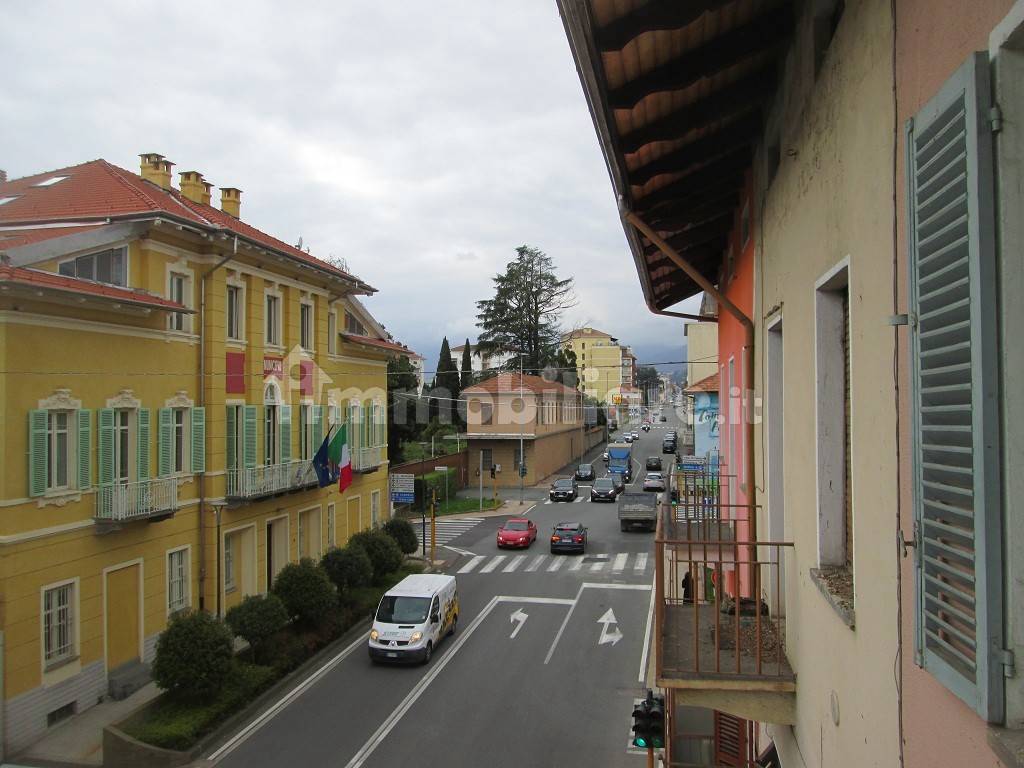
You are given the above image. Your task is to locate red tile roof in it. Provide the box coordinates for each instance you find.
[0,264,192,311]
[463,372,579,397]
[340,333,418,357]
[685,372,719,394]
[0,160,373,291]
[0,224,105,250]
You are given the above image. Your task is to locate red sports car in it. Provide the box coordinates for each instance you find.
[497,518,538,548]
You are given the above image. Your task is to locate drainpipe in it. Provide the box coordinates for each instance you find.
[198,235,237,612]
[622,206,758,537]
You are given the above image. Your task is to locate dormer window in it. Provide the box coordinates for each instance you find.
[58,247,126,287]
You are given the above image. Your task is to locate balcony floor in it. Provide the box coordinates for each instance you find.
[659,603,795,690]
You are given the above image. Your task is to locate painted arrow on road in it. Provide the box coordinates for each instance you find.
[510,608,529,639]
[597,608,623,646]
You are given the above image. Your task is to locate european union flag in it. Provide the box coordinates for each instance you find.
[311,426,338,488]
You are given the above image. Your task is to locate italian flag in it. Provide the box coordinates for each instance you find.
[328,423,352,492]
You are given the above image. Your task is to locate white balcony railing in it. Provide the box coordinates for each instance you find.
[96,478,178,522]
[352,445,385,471]
[226,460,316,500]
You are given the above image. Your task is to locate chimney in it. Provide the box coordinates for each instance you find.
[178,171,207,204]
[0,169,7,184]
[139,153,174,190]
[201,181,213,206]
[220,187,242,218]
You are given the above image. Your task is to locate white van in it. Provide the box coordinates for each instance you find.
[368,574,458,664]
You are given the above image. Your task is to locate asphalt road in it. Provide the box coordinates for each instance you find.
[210,407,680,768]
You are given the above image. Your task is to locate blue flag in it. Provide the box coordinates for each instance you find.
[311,426,338,488]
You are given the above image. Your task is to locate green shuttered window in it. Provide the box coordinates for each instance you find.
[279,405,292,463]
[137,409,151,480]
[77,409,91,489]
[908,51,1003,722]
[226,406,237,471]
[98,408,115,486]
[243,405,258,469]
[28,410,49,497]
[191,407,206,473]
[158,408,173,477]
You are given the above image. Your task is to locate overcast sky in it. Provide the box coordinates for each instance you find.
[3,0,700,372]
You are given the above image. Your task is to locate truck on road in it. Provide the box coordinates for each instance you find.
[617,491,658,532]
[607,442,633,483]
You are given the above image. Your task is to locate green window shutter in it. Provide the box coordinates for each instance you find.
[137,408,151,480]
[226,406,237,470]
[98,408,114,485]
[907,51,1003,723]
[77,410,91,489]
[280,405,292,463]
[312,405,323,450]
[28,410,48,497]
[243,405,257,469]
[191,407,206,473]
[158,408,173,477]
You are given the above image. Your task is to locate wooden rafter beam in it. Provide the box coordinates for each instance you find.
[634,149,750,213]
[629,112,762,186]
[594,0,732,52]
[607,4,794,110]
[620,71,776,154]
[643,214,732,255]
[649,184,740,230]
[646,244,718,271]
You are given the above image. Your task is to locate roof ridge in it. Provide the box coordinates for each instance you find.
[98,160,167,213]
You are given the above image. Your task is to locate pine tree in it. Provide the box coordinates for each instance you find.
[460,338,473,389]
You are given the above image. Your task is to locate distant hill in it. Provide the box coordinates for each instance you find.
[629,339,687,375]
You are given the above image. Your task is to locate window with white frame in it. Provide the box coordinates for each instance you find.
[114,409,131,483]
[43,581,75,665]
[227,284,243,341]
[46,411,71,491]
[300,301,314,351]
[265,293,281,346]
[169,272,187,332]
[167,548,189,613]
[224,534,235,591]
[58,247,126,287]
[171,408,187,474]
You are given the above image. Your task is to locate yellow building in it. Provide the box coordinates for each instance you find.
[0,154,406,754]
[560,327,627,406]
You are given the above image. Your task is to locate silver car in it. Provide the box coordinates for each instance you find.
[643,472,666,492]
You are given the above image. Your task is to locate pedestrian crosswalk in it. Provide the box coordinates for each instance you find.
[456,550,652,576]
[413,517,485,547]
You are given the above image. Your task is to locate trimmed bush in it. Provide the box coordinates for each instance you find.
[321,545,373,593]
[382,518,419,554]
[225,594,289,658]
[348,530,404,584]
[152,610,234,701]
[271,558,336,626]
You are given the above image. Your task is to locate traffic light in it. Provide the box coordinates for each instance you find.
[631,690,666,749]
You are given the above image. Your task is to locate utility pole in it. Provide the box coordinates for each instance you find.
[479,449,484,513]
[519,352,524,505]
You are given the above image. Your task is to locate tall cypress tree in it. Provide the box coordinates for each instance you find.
[433,337,461,422]
[460,338,473,389]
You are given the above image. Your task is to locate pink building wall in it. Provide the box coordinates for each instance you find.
[895,1,1014,765]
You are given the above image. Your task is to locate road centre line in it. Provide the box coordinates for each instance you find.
[344,594,572,768]
[639,575,657,683]
[208,631,369,762]
[543,582,586,666]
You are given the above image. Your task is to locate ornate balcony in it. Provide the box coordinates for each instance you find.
[226,460,318,502]
[95,478,178,524]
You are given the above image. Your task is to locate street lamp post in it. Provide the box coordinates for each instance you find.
[519,352,525,505]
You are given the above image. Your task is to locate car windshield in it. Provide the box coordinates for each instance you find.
[375,595,430,624]
[594,479,614,489]
[504,521,528,531]
[646,473,662,479]
[553,479,574,488]
[578,465,591,472]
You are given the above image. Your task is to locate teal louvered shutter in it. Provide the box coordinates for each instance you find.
[137,409,151,480]
[226,406,237,470]
[279,405,292,463]
[28,410,48,497]
[907,51,1003,723]
[77,410,91,489]
[158,408,173,477]
[312,405,323,451]
[243,405,257,469]
[191,407,206,473]
[98,408,115,486]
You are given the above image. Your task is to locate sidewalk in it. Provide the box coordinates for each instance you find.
[9,682,161,767]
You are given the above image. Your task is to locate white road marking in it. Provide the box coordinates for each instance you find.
[503,555,527,573]
[634,552,648,571]
[208,630,369,761]
[612,553,629,571]
[574,496,585,503]
[639,575,657,683]
[457,555,485,574]
[590,559,606,572]
[544,582,586,665]
[526,555,546,572]
[569,557,585,572]
[547,556,565,572]
[543,500,553,505]
[479,556,505,573]
[509,608,528,639]
[597,608,623,646]
[444,544,474,557]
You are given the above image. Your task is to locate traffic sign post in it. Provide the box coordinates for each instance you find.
[389,473,415,504]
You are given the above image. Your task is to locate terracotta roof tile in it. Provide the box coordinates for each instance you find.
[0,224,104,249]
[684,372,719,393]
[0,264,192,311]
[463,372,579,397]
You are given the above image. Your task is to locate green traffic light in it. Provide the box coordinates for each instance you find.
[633,737,648,748]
